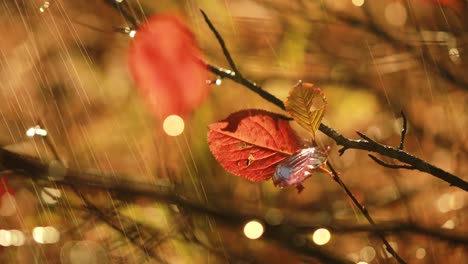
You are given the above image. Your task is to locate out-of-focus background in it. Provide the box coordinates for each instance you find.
[0,0,466,263]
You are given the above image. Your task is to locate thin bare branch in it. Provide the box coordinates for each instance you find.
[330,6,468,90]
[399,111,408,150]
[199,15,467,191]
[368,154,415,170]
[104,0,139,28]
[200,10,242,77]
[299,222,468,245]
[326,163,406,263]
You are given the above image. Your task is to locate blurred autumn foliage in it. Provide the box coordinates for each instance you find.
[0,0,466,263]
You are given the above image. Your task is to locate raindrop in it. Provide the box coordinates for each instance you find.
[416,248,426,259]
[436,193,451,213]
[0,230,12,246]
[352,0,365,7]
[449,48,460,63]
[163,115,185,136]
[26,127,36,137]
[312,228,331,245]
[384,2,407,26]
[449,191,464,210]
[33,226,60,244]
[35,127,47,136]
[32,227,45,244]
[441,219,455,229]
[25,126,48,137]
[360,246,376,262]
[10,230,25,246]
[243,220,264,239]
[41,187,61,204]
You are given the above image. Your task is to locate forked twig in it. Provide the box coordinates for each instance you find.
[326,163,406,264]
[201,10,407,263]
[398,111,407,150]
[202,16,467,191]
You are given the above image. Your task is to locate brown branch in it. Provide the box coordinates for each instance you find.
[368,154,415,170]
[1,148,466,260]
[0,148,352,264]
[200,10,241,77]
[77,189,166,263]
[104,0,139,28]
[326,163,406,264]
[204,62,466,190]
[299,222,468,245]
[331,6,468,90]
[201,10,406,263]
[199,13,467,191]
[398,111,407,150]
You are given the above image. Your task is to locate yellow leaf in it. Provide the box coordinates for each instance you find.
[285,81,327,138]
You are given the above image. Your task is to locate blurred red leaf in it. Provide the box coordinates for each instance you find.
[128,14,209,118]
[207,110,300,182]
[0,177,13,195]
[0,176,14,208]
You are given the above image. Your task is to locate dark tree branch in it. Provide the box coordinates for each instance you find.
[326,163,406,264]
[201,11,406,263]
[1,148,466,261]
[399,111,407,150]
[199,13,467,191]
[0,148,352,264]
[78,190,167,263]
[368,154,415,170]
[204,61,467,190]
[104,0,139,28]
[200,10,242,77]
[205,62,286,110]
[299,223,468,245]
[331,6,468,90]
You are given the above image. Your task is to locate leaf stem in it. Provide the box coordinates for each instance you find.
[327,163,406,264]
[201,13,467,192]
[201,10,406,263]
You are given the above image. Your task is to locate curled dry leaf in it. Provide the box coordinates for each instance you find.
[128,14,209,119]
[273,146,329,192]
[285,81,327,138]
[207,110,300,182]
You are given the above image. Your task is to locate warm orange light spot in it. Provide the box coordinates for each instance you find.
[243,220,264,239]
[163,115,185,136]
[312,228,331,245]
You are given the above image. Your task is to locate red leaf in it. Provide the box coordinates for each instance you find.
[0,176,14,218]
[128,14,209,118]
[207,110,300,182]
[0,176,14,197]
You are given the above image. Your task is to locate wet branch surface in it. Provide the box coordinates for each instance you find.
[2,2,466,263]
[1,147,467,262]
[199,9,467,263]
[201,12,467,192]
[0,148,352,264]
